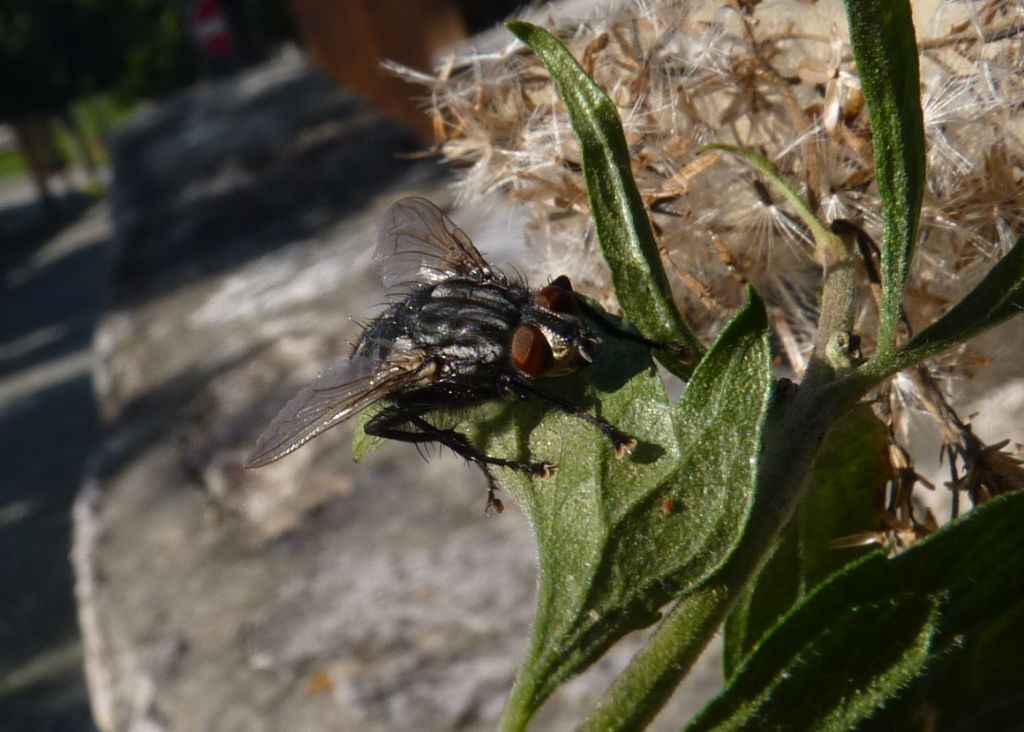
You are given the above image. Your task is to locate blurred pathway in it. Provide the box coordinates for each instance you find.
[0,197,109,731]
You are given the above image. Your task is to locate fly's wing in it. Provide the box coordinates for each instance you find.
[245,353,430,468]
[376,197,496,292]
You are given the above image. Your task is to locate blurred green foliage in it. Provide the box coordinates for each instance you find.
[0,147,23,177]
[0,0,196,122]
[0,94,137,180]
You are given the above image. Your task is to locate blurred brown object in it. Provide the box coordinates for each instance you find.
[288,0,466,143]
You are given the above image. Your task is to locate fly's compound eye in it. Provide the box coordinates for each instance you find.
[534,277,576,314]
[511,325,555,377]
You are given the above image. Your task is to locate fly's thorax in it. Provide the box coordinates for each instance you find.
[364,276,525,381]
[405,278,526,343]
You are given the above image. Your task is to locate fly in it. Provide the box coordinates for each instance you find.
[246,197,660,513]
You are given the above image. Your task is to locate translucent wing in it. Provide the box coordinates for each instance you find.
[376,197,495,292]
[245,352,431,468]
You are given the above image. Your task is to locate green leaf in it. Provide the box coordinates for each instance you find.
[856,233,1024,385]
[506,21,703,377]
[661,288,773,586]
[352,403,385,462]
[845,0,926,356]
[687,490,1024,731]
[866,594,1024,729]
[500,288,772,730]
[724,405,890,677]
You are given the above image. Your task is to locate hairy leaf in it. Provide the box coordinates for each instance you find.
[688,491,1024,731]
[845,0,925,355]
[858,233,1024,384]
[352,403,385,462]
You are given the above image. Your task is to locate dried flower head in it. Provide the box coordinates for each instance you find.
[393,0,1024,541]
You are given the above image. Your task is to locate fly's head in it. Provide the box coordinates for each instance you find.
[511,275,600,379]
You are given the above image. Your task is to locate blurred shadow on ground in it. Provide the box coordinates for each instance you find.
[0,201,108,731]
[0,191,96,273]
[1,236,109,381]
[0,375,100,732]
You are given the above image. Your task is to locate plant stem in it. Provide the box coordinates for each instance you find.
[577,585,727,732]
[500,636,567,732]
[813,221,859,366]
[500,681,537,732]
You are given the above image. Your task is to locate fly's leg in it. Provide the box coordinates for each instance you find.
[403,414,554,477]
[480,466,504,516]
[500,375,637,459]
[364,405,554,513]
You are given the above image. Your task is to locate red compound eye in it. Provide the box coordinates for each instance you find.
[534,276,576,314]
[511,325,554,376]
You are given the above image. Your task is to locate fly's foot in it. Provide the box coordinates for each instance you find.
[485,488,504,515]
[539,462,556,479]
[479,458,551,515]
[612,432,638,459]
